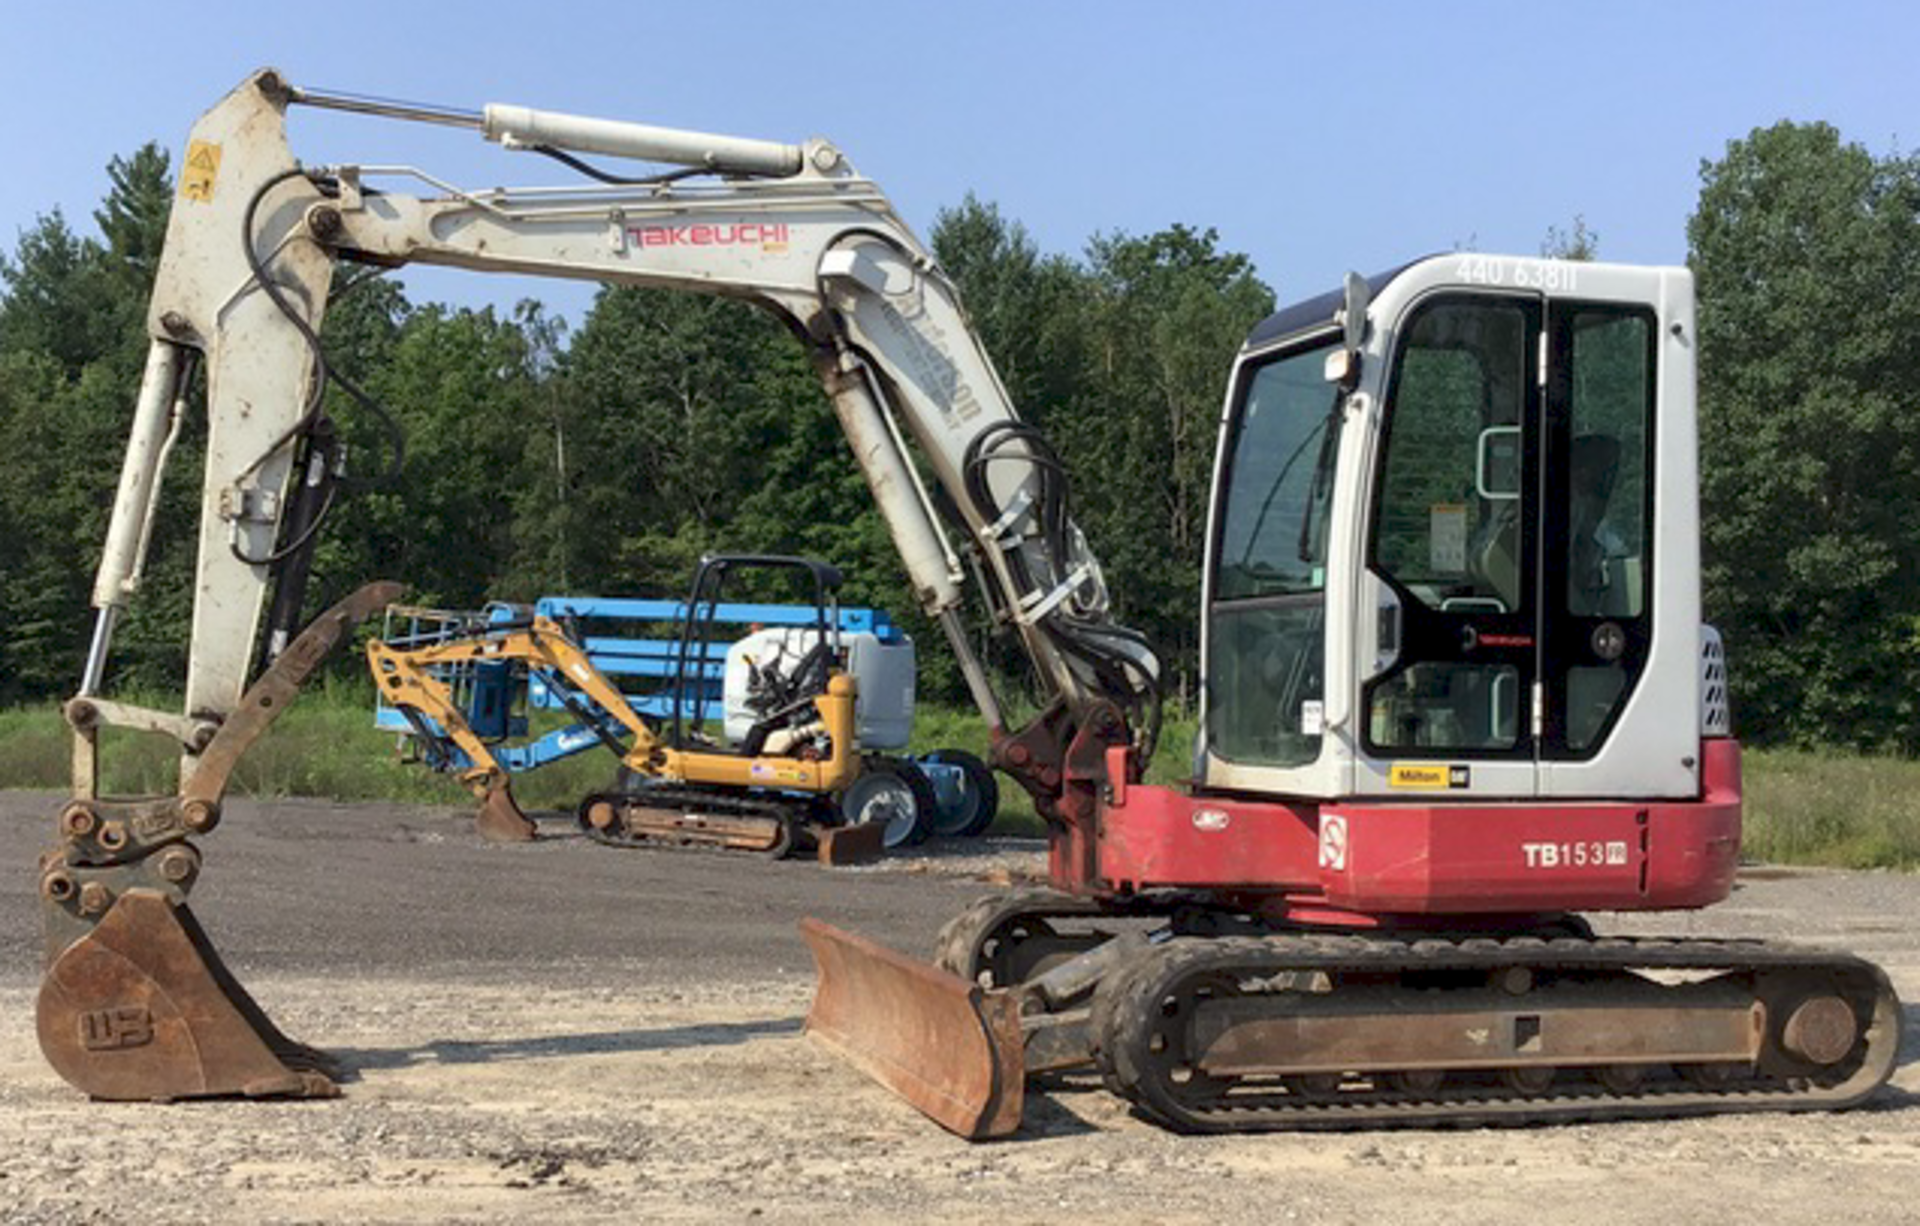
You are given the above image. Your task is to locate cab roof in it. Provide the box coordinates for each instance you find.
[1242,259,1424,350]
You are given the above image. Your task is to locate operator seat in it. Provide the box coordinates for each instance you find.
[1569,433,1622,616]
[1469,500,1521,611]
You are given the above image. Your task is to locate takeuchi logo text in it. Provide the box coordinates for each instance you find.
[629,222,790,251]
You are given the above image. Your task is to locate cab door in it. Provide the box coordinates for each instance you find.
[1538,302,1658,771]
[1356,293,1543,797]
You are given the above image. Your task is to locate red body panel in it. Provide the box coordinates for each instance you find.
[1079,738,1742,919]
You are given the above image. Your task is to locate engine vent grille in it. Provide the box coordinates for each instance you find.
[1700,627,1730,737]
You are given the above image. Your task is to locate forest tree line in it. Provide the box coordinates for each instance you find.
[0,120,1914,752]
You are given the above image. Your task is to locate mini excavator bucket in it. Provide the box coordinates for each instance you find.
[799,918,1025,1139]
[38,583,398,1102]
[473,776,538,843]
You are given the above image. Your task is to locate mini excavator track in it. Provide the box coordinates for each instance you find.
[576,785,813,857]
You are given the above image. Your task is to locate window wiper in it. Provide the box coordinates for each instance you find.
[1295,393,1344,564]
[1237,416,1327,572]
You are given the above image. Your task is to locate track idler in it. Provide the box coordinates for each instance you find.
[37,582,397,1101]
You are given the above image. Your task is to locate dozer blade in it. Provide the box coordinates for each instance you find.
[474,778,537,843]
[38,889,341,1101]
[810,820,885,866]
[800,917,1024,1139]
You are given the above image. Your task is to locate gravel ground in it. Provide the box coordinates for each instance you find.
[3,790,1917,1224]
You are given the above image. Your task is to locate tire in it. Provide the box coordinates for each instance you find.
[920,748,1000,838]
[838,759,935,849]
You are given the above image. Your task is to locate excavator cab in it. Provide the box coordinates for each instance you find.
[1201,258,1690,805]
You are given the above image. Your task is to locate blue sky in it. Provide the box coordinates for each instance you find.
[5,1,1915,327]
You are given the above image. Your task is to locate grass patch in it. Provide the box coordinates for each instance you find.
[0,687,1198,836]
[1741,748,1920,870]
[6,689,1915,869]
[0,682,618,812]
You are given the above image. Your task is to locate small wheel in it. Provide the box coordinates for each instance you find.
[1385,1069,1447,1097]
[1679,1061,1747,1088]
[838,759,935,849]
[758,817,796,861]
[1595,1064,1649,1094]
[1283,1073,1343,1099]
[1502,1066,1555,1095]
[920,749,1000,837]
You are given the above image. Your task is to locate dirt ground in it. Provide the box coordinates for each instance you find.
[2,790,1917,1225]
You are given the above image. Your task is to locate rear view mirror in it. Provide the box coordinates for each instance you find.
[1342,271,1369,354]
[1325,271,1371,389]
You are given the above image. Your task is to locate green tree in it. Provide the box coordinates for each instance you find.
[930,208,1275,704]
[341,302,551,609]
[1065,225,1274,701]
[0,211,118,378]
[1688,121,1920,749]
[0,145,181,698]
[931,194,1088,426]
[1541,215,1600,261]
[95,145,175,299]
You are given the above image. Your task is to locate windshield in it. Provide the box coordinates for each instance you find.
[1206,335,1342,772]
[1215,338,1343,599]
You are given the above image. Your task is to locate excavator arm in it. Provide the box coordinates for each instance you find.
[42,69,1155,1112]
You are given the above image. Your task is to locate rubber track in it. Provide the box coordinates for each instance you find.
[575,785,807,856]
[931,888,1113,978]
[1089,933,1902,1133]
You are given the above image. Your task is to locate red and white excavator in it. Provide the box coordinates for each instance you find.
[37,70,1901,1136]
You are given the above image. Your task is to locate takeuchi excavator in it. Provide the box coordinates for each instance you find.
[38,70,1900,1132]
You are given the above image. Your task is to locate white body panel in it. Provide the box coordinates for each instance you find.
[722,628,916,750]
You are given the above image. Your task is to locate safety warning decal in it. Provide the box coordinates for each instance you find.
[181,141,221,203]
[1318,814,1348,871]
[1389,763,1471,790]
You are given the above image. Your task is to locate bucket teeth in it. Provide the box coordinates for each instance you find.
[37,889,341,1101]
[800,917,1024,1139]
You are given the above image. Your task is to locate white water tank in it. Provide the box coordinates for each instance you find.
[723,627,915,750]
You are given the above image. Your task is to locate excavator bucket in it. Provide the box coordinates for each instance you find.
[474,777,538,843]
[39,582,400,1102]
[38,889,341,1100]
[799,917,1024,1139]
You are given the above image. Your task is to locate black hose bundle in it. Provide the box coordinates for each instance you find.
[961,422,1163,761]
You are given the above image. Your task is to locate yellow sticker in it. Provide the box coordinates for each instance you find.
[1389,763,1471,790]
[181,140,222,203]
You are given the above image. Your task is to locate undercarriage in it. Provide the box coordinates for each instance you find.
[576,784,882,863]
[806,887,1904,1137]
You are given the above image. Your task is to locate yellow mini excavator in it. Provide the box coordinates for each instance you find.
[370,553,929,859]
